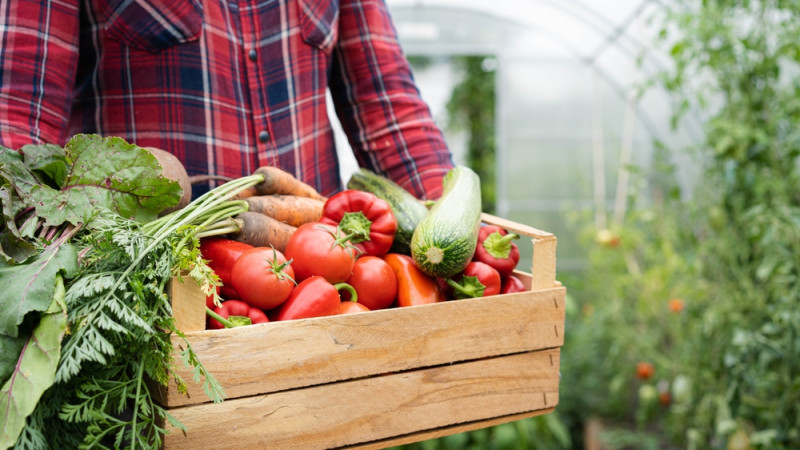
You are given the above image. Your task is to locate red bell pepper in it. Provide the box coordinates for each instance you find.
[274,276,357,321]
[500,274,527,294]
[320,189,398,257]
[200,237,254,299]
[206,299,269,329]
[447,261,502,299]
[473,225,520,278]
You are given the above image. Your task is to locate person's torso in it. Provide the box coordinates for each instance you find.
[73,0,342,195]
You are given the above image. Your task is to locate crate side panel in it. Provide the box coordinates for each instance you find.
[163,349,561,449]
[168,278,207,333]
[160,286,565,407]
[345,408,556,450]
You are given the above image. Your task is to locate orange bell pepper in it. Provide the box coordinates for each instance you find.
[383,253,444,307]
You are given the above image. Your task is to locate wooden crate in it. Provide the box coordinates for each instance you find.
[157,213,566,449]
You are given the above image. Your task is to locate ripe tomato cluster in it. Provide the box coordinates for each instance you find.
[200,190,529,329]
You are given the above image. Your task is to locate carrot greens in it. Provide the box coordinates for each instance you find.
[0,135,259,449]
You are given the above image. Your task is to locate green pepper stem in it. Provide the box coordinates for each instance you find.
[483,231,519,259]
[333,282,358,303]
[205,307,250,328]
[446,276,486,299]
[338,211,373,243]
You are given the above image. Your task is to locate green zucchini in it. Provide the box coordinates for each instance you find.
[410,166,482,278]
[346,169,430,254]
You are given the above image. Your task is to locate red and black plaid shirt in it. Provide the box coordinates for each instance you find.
[0,0,453,198]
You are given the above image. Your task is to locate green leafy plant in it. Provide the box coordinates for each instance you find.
[1,135,259,449]
[446,56,497,213]
[561,1,800,449]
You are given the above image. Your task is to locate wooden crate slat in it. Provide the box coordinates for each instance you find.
[343,407,556,450]
[158,286,566,407]
[163,349,560,449]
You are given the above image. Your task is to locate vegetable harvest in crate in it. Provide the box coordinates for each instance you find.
[1,134,535,449]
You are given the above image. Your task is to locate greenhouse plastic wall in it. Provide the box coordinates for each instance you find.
[336,0,700,273]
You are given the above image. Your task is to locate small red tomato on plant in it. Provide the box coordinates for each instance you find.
[668,298,685,313]
[320,190,398,257]
[636,361,655,380]
[207,299,269,329]
[473,225,520,278]
[344,256,398,310]
[274,276,356,321]
[447,261,502,299]
[284,222,358,283]
[230,247,295,310]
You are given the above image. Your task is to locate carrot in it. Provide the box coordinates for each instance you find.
[229,211,297,252]
[245,195,324,227]
[230,185,259,200]
[253,166,326,200]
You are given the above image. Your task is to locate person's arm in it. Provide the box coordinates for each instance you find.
[0,0,81,149]
[329,0,454,200]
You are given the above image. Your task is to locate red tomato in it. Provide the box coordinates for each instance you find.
[636,361,655,380]
[284,222,357,283]
[344,256,398,310]
[230,247,295,310]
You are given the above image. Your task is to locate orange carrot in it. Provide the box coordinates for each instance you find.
[245,195,324,227]
[230,185,259,200]
[253,166,326,200]
[230,211,297,253]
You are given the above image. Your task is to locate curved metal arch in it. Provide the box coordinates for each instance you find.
[390,0,704,142]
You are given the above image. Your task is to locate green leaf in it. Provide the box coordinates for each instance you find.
[0,244,77,337]
[21,143,68,188]
[34,134,182,226]
[0,275,67,449]
[0,334,26,386]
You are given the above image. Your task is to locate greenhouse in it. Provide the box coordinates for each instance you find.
[1,0,798,449]
[336,0,702,272]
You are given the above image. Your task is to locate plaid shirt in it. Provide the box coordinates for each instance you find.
[0,0,453,199]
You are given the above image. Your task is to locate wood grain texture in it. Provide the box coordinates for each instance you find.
[167,277,207,333]
[163,349,560,449]
[158,285,566,407]
[344,408,556,450]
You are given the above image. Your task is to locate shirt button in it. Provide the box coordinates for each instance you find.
[248,49,257,61]
[258,130,270,143]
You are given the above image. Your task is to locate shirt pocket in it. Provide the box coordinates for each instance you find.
[297,0,339,54]
[101,0,203,53]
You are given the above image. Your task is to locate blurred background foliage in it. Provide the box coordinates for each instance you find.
[392,0,800,449]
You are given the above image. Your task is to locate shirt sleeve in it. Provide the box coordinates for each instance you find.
[0,0,81,150]
[329,0,454,200]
